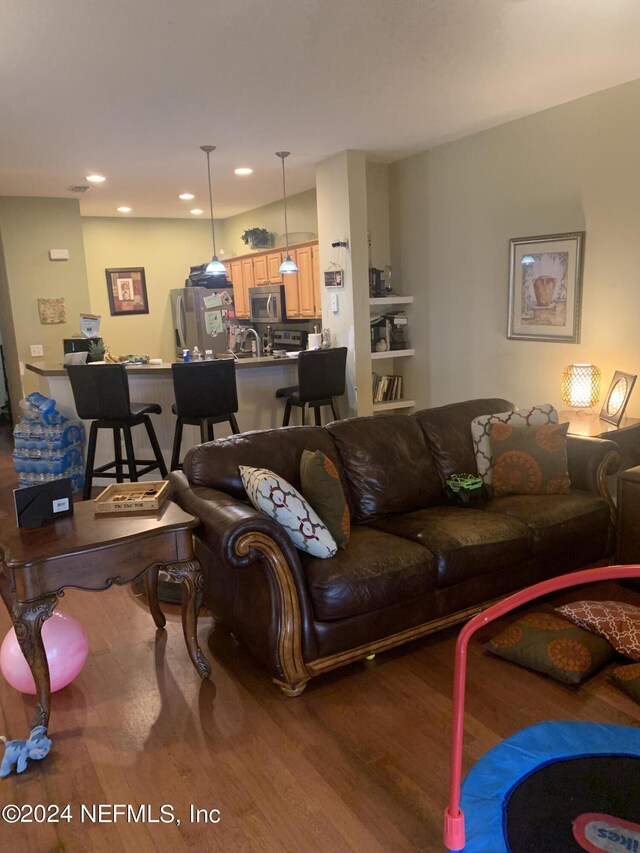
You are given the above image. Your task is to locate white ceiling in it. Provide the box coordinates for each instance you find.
[3,0,640,219]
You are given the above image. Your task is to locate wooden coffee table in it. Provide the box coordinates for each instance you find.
[0,499,211,743]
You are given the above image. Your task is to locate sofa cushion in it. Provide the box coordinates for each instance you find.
[327,415,442,523]
[489,421,571,496]
[300,526,437,621]
[300,449,350,548]
[184,425,351,505]
[240,466,338,558]
[370,505,533,588]
[471,403,558,485]
[485,491,610,556]
[414,398,514,479]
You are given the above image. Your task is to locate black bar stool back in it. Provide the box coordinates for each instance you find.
[276,346,348,426]
[170,360,240,470]
[66,364,167,500]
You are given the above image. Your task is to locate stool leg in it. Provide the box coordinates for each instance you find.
[313,405,322,426]
[113,427,124,482]
[282,399,293,427]
[143,416,167,478]
[330,398,340,421]
[170,419,183,471]
[199,420,210,443]
[83,421,99,500]
[300,403,307,426]
[228,413,240,434]
[123,424,137,481]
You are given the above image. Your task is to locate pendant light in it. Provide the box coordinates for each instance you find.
[276,151,298,274]
[200,145,226,275]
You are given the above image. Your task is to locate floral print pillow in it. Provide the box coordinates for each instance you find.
[489,421,571,496]
[240,466,338,559]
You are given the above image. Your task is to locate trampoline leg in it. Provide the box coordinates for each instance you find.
[444,807,465,852]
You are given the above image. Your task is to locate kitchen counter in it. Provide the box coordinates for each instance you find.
[25,357,299,480]
[26,354,299,377]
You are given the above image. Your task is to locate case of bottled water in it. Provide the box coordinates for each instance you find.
[13,392,86,493]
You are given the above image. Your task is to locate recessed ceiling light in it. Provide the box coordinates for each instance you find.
[179,193,195,200]
[190,208,204,215]
[86,174,106,183]
[117,206,132,213]
[234,167,253,176]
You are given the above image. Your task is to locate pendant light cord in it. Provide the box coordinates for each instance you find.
[203,147,218,258]
[278,153,290,256]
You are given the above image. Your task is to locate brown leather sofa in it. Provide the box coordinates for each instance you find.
[169,398,621,696]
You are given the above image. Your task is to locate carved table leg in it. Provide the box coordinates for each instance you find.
[143,564,167,629]
[163,559,212,680]
[13,596,58,730]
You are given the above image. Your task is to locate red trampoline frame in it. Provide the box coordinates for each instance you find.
[443,564,640,852]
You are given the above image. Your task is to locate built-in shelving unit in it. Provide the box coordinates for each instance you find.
[369,295,415,412]
[371,348,414,360]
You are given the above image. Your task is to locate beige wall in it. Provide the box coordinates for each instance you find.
[82,216,213,362]
[217,189,317,258]
[0,196,90,398]
[390,77,640,417]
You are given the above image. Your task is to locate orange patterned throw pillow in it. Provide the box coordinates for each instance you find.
[556,600,640,661]
[300,449,350,549]
[611,662,640,703]
[489,421,571,496]
[484,611,614,684]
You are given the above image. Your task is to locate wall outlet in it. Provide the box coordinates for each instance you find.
[30,344,44,357]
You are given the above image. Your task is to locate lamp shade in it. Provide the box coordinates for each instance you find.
[561,363,602,408]
[206,257,227,275]
[279,254,298,275]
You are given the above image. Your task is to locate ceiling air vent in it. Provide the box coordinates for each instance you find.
[68,185,90,193]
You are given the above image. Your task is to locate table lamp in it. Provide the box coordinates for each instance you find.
[561,363,601,412]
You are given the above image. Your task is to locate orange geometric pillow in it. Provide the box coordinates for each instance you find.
[556,600,640,661]
[489,421,570,496]
[611,662,640,702]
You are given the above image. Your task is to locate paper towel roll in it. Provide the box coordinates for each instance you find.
[308,333,322,349]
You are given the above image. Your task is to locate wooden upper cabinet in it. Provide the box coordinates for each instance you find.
[311,244,322,319]
[267,252,284,284]
[230,259,247,318]
[296,245,315,318]
[282,255,300,319]
[253,254,269,285]
[224,262,233,282]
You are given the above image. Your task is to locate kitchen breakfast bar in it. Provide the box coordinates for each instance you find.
[26,356,300,478]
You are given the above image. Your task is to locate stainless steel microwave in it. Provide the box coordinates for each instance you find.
[248,285,287,323]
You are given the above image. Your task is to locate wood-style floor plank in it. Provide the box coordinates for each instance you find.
[0,423,639,851]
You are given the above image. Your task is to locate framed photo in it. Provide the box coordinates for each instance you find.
[599,371,637,426]
[507,232,585,343]
[105,268,149,316]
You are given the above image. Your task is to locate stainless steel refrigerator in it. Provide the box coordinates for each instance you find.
[170,285,235,359]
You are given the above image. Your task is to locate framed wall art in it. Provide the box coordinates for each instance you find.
[507,232,585,343]
[599,370,637,426]
[105,267,149,316]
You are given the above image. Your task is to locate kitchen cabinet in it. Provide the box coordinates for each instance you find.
[312,244,322,317]
[230,259,248,319]
[267,252,284,284]
[253,254,269,285]
[296,245,315,318]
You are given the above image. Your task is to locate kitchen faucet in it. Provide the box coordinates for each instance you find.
[242,328,262,358]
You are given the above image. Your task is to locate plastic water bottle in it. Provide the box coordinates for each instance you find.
[183,348,190,363]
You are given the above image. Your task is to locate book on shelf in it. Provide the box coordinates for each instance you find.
[372,372,404,403]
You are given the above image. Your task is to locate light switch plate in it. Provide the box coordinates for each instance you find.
[30,344,44,357]
[49,248,69,261]
[330,293,339,313]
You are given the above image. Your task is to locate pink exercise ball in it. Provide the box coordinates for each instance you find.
[0,611,89,695]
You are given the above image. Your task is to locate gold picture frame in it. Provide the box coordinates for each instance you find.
[599,370,637,426]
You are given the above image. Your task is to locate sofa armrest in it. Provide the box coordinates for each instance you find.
[566,434,620,518]
[169,470,312,695]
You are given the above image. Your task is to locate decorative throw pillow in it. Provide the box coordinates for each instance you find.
[489,421,570,496]
[471,404,559,486]
[484,611,614,685]
[299,449,350,549]
[239,466,338,559]
[611,663,640,703]
[556,600,640,661]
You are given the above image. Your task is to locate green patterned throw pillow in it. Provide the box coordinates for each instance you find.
[300,449,350,549]
[485,612,614,685]
[489,421,571,496]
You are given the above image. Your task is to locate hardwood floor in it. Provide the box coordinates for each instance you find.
[0,422,638,851]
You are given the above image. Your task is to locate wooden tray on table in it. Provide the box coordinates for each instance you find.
[93,481,169,514]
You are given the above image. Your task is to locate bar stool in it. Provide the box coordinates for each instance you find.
[275,347,348,426]
[170,359,240,470]
[66,363,167,500]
